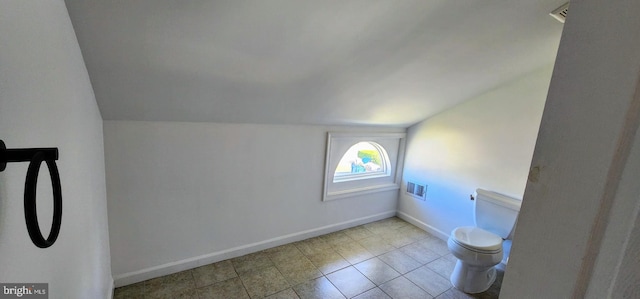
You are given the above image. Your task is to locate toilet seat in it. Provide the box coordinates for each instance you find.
[451,226,502,253]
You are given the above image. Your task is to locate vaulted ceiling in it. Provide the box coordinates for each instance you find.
[65,0,564,127]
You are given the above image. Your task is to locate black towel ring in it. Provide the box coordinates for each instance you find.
[0,140,62,248]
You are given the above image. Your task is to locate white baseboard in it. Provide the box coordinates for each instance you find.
[396,211,449,241]
[113,210,396,287]
[496,261,507,271]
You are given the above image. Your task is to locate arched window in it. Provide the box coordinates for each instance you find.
[333,142,390,182]
[323,132,405,201]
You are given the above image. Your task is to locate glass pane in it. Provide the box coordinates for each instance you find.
[334,142,385,176]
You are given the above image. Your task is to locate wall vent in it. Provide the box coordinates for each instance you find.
[406,182,415,194]
[550,2,569,23]
[406,181,427,200]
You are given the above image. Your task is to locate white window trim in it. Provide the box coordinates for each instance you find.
[323,132,406,201]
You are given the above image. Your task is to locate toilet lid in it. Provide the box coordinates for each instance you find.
[452,226,503,251]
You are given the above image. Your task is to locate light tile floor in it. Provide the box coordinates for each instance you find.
[114,217,503,299]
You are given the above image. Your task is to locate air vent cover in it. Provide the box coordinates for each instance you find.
[550,2,569,23]
[406,181,427,200]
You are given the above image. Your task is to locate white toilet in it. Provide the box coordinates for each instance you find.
[447,188,521,293]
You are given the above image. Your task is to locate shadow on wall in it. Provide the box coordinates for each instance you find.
[398,65,553,239]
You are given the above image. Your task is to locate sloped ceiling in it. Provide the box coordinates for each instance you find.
[65,0,564,127]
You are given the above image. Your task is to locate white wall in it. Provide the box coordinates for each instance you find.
[398,66,553,239]
[104,121,403,285]
[501,0,640,297]
[0,1,112,298]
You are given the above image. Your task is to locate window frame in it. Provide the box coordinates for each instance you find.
[323,132,406,201]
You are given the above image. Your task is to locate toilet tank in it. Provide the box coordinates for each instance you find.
[474,188,522,239]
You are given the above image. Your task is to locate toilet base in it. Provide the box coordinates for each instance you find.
[450,260,497,294]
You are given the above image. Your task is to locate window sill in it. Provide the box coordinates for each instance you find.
[323,183,400,201]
